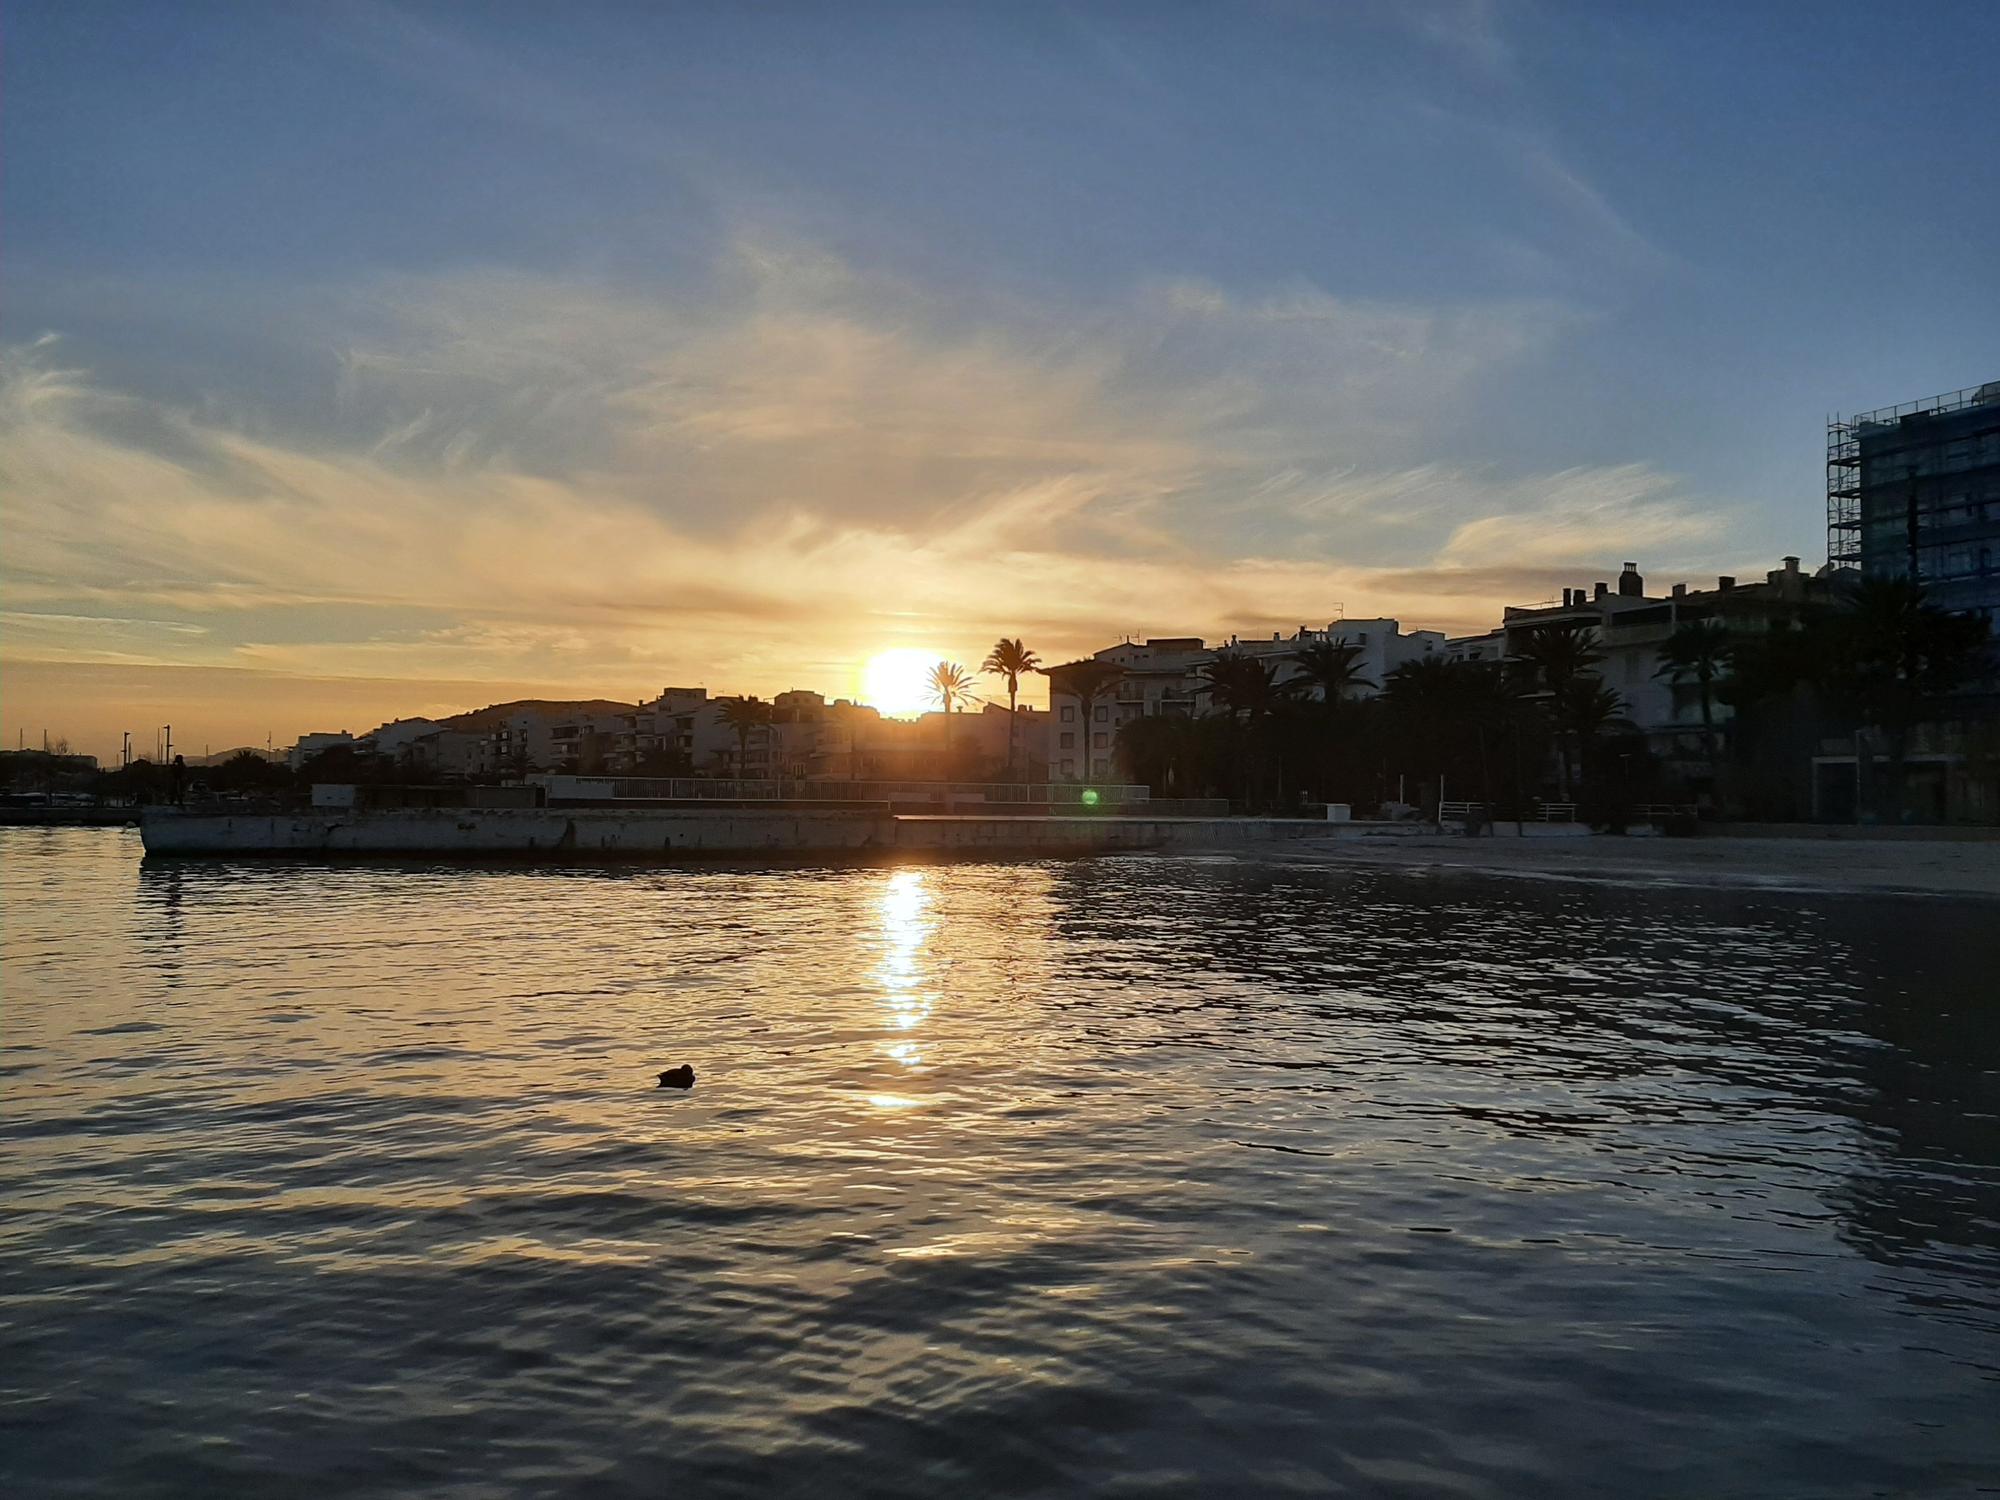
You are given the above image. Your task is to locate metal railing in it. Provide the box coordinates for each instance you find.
[1844,381,2000,430]
[1438,800,1699,824]
[1439,801,1579,823]
[530,774,1153,806]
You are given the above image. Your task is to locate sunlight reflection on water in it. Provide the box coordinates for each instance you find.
[2,828,1997,1499]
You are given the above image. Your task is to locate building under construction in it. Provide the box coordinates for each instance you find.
[1828,380,2000,619]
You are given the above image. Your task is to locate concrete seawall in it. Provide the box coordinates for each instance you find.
[140,807,1396,859]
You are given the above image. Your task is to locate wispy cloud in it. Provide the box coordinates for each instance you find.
[2,243,1747,754]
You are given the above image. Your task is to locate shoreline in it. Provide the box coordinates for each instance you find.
[1270,831,2000,898]
[18,817,2000,898]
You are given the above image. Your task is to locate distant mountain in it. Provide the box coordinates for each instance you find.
[436,699,638,731]
[192,746,283,766]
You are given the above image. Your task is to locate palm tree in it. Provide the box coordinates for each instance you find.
[1514,623,1604,798]
[1380,657,1488,810]
[1041,659,1124,781]
[1291,639,1375,703]
[1560,679,1632,743]
[1516,622,1604,693]
[1818,579,1991,821]
[1196,652,1294,722]
[926,660,976,766]
[1558,680,1634,803]
[1195,652,1300,806]
[981,638,1041,779]
[716,695,772,779]
[1290,638,1376,803]
[1654,619,1734,796]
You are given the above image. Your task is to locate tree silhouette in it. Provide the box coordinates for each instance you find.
[1818,580,1990,821]
[1291,639,1375,702]
[1291,639,1376,804]
[1515,623,1605,798]
[1196,652,1295,722]
[1654,618,1734,799]
[1560,679,1633,744]
[927,661,975,767]
[981,638,1041,779]
[1195,653,1300,806]
[716,696,773,778]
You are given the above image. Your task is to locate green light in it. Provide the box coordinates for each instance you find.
[1081,788,1100,807]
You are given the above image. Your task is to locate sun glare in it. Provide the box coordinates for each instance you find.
[860,649,942,718]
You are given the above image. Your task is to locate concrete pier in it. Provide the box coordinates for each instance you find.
[139,806,1400,859]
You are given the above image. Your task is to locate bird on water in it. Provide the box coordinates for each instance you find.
[657,1065,696,1089]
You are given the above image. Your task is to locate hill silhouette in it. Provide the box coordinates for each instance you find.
[191,746,283,767]
[437,699,637,732]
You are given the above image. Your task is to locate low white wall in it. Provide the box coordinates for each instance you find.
[141,808,1407,858]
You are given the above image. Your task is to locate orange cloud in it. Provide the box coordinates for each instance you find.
[2,249,1757,760]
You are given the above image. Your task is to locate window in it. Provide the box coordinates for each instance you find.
[1059,732,1074,749]
[1092,732,1108,749]
[1061,758,1075,775]
[1092,758,1111,776]
[1094,706,1108,722]
[1060,706,1075,722]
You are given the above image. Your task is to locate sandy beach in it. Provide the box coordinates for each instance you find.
[1279,831,2000,898]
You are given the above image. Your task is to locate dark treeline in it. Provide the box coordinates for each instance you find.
[2,743,524,808]
[1116,580,1994,824]
[10,580,1992,823]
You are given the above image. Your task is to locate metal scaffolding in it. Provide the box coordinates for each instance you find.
[1827,381,2000,604]
[1827,411,1861,571]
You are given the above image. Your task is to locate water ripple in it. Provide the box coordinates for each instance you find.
[2,829,1998,1497]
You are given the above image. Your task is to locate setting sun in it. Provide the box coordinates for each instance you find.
[861,649,948,718]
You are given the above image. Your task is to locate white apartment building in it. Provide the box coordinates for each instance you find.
[359,718,444,757]
[1499,557,1819,762]
[632,687,800,777]
[633,688,711,768]
[1051,559,1821,788]
[1218,618,1449,694]
[1046,619,1446,780]
[286,731,354,770]
[416,729,497,777]
[355,717,497,777]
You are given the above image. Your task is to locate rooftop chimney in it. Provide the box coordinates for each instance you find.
[1717,575,1736,592]
[1618,561,1643,597]
[1593,581,1609,601]
[1671,582,1687,600]
[1777,554,1805,600]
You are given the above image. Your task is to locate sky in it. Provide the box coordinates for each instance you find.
[4,0,1997,762]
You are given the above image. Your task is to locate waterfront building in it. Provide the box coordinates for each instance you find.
[356,717,497,778]
[411,729,496,777]
[1829,380,2000,620]
[1221,619,1448,694]
[794,697,1040,783]
[1052,562,1833,792]
[1499,557,1825,787]
[1047,620,1443,781]
[286,731,354,770]
[1443,628,1506,665]
[634,688,711,769]
[358,718,445,758]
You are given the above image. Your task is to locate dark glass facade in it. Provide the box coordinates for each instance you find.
[1829,383,2000,619]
